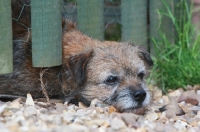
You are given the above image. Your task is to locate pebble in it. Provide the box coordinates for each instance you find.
[1,87,200,132]
[145,112,159,122]
[24,106,37,117]
[25,93,35,106]
[173,120,188,131]
[110,117,126,130]
[0,104,7,114]
[8,99,21,109]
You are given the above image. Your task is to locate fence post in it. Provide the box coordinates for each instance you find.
[121,0,148,50]
[149,0,174,54]
[77,0,104,41]
[31,0,62,67]
[0,0,13,74]
[174,0,191,44]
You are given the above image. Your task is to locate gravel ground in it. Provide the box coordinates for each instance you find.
[1,85,200,132]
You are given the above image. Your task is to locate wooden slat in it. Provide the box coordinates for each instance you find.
[0,0,13,74]
[149,0,174,54]
[31,0,62,67]
[61,5,121,24]
[174,0,191,44]
[77,0,104,41]
[121,0,148,50]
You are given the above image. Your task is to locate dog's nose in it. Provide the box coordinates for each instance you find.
[133,90,146,103]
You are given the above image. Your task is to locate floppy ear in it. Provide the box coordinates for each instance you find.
[138,50,153,67]
[67,50,93,86]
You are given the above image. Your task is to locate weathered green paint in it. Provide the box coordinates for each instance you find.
[0,0,13,74]
[149,0,174,53]
[31,0,62,67]
[121,0,147,50]
[77,0,104,41]
[174,0,191,43]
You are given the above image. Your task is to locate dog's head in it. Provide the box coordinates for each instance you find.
[61,31,153,114]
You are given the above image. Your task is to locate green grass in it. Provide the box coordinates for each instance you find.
[150,0,200,92]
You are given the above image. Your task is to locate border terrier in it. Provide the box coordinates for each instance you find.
[0,0,153,113]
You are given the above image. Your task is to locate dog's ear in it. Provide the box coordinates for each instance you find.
[67,50,93,86]
[127,44,153,67]
[138,49,153,67]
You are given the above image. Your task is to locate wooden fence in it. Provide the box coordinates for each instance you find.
[0,0,190,74]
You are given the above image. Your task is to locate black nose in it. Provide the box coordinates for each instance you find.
[133,90,146,103]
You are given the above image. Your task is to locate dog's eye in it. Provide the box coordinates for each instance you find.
[137,72,145,80]
[105,76,118,85]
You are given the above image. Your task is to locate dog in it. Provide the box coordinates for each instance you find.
[0,0,153,114]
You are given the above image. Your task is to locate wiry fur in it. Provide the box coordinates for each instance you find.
[0,0,153,113]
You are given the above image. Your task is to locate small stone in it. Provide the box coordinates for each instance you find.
[197,111,200,117]
[168,89,184,97]
[95,107,104,113]
[155,123,165,132]
[37,102,46,106]
[165,108,176,119]
[145,112,159,122]
[84,119,109,127]
[182,90,196,97]
[194,84,200,91]
[185,98,198,106]
[136,128,147,132]
[153,88,162,100]
[187,127,200,132]
[189,106,200,112]
[162,96,169,104]
[53,124,89,132]
[187,118,198,126]
[25,93,34,106]
[0,104,7,114]
[55,103,64,107]
[164,124,177,132]
[90,98,101,107]
[90,98,108,108]
[167,96,184,116]
[78,102,87,108]
[173,116,187,122]
[110,112,122,120]
[67,104,76,112]
[178,102,190,113]
[0,123,10,132]
[169,118,174,122]
[196,90,200,95]
[186,111,196,118]
[186,85,193,90]
[157,112,168,123]
[99,126,107,132]
[74,118,84,125]
[110,117,126,130]
[8,99,21,109]
[178,95,187,103]
[173,120,188,131]
[108,106,117,114]
[2,110,12,116]
[24,106,37,117]
[121,113,139,126]
[158,99,164,104]
[55,103,66,112]
[63,114,75,123]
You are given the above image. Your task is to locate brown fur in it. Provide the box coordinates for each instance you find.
[0,0,153,113]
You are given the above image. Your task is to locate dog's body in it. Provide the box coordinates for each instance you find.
[0,0,153,113]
